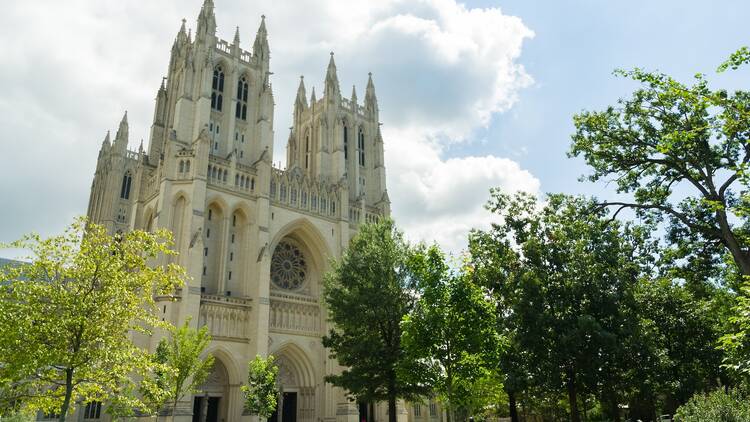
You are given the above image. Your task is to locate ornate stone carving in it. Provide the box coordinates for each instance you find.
[271,240,307,290]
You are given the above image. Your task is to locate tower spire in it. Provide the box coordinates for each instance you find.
[253,15,269,63]
[324,52,340,100]
[114,111,129,151]
[196,0,216,44]
[295,76,308,111]
[365,72,379,115]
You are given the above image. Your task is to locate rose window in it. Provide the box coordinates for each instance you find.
[271,241,307,290]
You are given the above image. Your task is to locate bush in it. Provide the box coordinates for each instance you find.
[674,389,750,422]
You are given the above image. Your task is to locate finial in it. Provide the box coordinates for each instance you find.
[330,51,334,56]
[121,110,128,124]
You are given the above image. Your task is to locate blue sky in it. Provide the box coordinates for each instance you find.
[459,0,750,198]
[1,0,749,257]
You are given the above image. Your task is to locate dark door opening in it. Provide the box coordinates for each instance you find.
[270,392,298,422]
[192,396,221,422]
[193,397,202,422]
[283,392,297,422]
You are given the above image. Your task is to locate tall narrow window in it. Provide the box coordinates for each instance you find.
[305,134,310,169]
[235,76,249,120]
[120,172,132,199]
[211,65,225,111]
[343,125,349,160]
[358,127,365,166]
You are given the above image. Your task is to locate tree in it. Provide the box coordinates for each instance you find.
[145,319,214,421]
[674,388,750,421]
[402,245,501,422]
[323,218,429,422]
[241,355,279,419]
[469,192,653,422]
[569,52,750,277]
[0,218,184,422]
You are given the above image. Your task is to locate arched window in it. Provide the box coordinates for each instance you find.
[179,161,185,173]
[211,65,225,112]
[305,133,311,169]
[120,172,132,199]
[358,127,365,166]
[343,125,349,160]
[235,76,248,120]
[185,161,190,172]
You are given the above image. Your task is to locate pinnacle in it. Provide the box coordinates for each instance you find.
[234,26,240,44]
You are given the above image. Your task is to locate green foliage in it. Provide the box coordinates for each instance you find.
[674,389,750,422]
[0,218,184,421]
[402,246,502,419]
[569,54,750,277]
[145,319,215,418]
[241,355,279,418]
[322,218,429,422]
[718,46,750,72]
[470,192,655,422]
[627,278,729,419]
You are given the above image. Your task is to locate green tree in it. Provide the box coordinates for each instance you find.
[674,388,750,422]
[569,54,750,278]
[241,355,279,419]
[147,320,214,421]
[323,218,429,422]
[470,192,653,422]
[0,218,184,422]
[402,246,501,422]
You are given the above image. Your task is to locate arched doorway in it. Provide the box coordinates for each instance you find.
[269,344,317,422]
[193,359,229,422]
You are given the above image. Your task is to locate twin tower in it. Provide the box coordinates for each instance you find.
[85,1,394,421]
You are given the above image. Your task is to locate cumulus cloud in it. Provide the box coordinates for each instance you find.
[0,0,537,257]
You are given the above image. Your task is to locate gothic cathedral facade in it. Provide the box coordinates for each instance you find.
[85,1,396,421]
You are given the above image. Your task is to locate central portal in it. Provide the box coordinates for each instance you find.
[270,392,298,422]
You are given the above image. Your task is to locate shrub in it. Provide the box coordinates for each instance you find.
[674,389,750,422]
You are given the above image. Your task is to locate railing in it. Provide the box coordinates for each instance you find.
[215,38,253,64]
[270,167,340,219]
[269,292,320,336]
[199,293,252,340]
[340,98,366,117]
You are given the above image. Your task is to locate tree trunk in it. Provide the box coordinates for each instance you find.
[508,391,519,422]
[716,209,750,276]
[565,367,580,422]
[388,395,397,422]
[59,368,74,422]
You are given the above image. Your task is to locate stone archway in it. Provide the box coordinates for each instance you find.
[193,359,229,422]
[271,343,317,422]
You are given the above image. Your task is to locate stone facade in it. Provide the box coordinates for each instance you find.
[85,1,398,421]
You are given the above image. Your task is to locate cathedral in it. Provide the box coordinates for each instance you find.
[83,1,405,421]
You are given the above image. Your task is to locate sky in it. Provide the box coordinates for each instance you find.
[1,0,749,258]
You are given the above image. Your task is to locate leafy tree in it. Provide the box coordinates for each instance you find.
[674,388,750,421]
[147,320,214,421]
[323,218,429,422]
[241,355,279,419]
[626,278,729,419]
[0,218,183,422]
[569,53,750,277]
[402,246,501,421]
[470,192,653,422]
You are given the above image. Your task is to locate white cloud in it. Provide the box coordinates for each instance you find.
[0,0,537,258]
